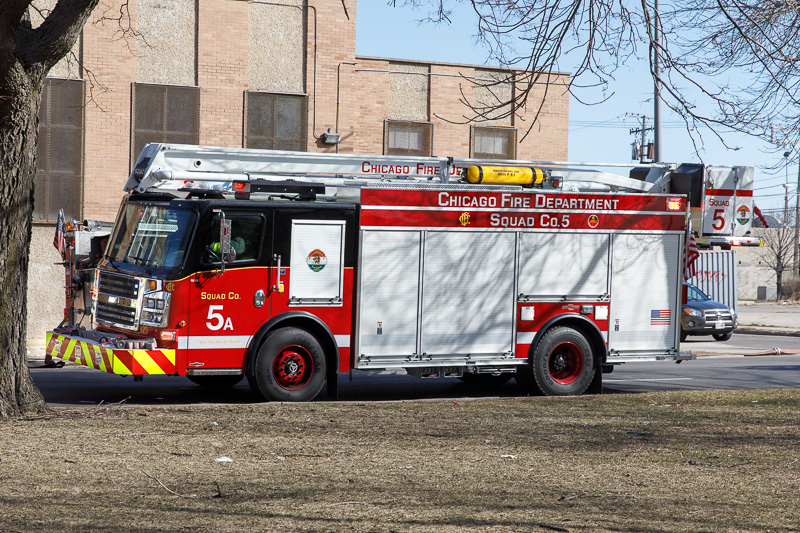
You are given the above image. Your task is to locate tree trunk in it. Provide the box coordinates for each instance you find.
[0,60,49,417]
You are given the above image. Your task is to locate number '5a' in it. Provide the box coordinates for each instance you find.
[206,305,234,331]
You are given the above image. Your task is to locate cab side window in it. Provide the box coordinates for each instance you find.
[203,213,263,264]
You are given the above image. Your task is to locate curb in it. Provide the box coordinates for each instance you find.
[735,328,800,338]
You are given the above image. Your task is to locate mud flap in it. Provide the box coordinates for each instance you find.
[586,359,604,395]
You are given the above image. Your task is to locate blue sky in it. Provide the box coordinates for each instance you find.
[355,2,792,213]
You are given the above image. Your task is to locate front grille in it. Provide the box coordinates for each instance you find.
[95,271,140,329]
[703,309,732,321]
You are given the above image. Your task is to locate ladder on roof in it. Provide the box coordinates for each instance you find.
[125,143,674,194]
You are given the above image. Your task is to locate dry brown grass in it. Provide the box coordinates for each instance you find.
[1,389,799,532]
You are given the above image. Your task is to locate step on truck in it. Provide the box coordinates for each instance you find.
[46,144,756,399]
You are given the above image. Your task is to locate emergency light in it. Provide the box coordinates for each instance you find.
[666,197,684,211]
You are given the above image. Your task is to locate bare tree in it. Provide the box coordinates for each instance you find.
[0,0,99,418]
[756,219,796,299]
[394,1,800,153]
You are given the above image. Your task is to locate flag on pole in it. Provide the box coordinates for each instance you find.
[53,208,66,260]
[684,217,699,280]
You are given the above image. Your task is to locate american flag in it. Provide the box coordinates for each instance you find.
[684,217,699,280]
[53,208,66,260]
[650,309,671,325]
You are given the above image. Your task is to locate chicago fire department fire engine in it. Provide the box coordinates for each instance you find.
[46,144,757,399]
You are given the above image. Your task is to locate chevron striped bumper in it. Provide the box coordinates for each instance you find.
[46,331,177,375]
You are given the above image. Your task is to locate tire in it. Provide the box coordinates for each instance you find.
[680,329,688,342]
[186,375,244,388]
[250,327,327,402]
[532,326,595,396]
[712,331,733,341]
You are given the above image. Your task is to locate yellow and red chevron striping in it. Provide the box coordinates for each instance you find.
[45,332,176,375]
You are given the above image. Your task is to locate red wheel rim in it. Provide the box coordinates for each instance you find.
[273,344,313,390]
[548,341,584,384]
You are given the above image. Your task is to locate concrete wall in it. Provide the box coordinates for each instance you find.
[736,228,781,300]
[27,227,66,349]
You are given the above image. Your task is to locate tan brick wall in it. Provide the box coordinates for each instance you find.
[82,0,139,223]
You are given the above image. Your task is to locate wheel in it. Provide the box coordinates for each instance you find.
[459,372,513,387]
[250,327,327,402]
[532,326,595,396]
[680,329,687,342]
[712,331,733,341]
[186,375,243,388]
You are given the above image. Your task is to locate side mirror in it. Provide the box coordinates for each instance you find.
[214,211,234,276]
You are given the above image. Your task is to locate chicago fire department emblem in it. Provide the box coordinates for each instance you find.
[587,214,599,228]
[307,249,327,272]
[736,205,751,225]
[459,212,471,226]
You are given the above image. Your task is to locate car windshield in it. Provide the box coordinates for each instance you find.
[686,284,709,302]
[106,203,196,270]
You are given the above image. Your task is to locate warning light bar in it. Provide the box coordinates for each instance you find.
[666,197,684,211]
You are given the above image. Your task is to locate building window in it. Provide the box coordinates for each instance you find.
[132,83,200,166]
[471,126,517,160]
[245,92,308,151]
[35,78,85,222]
[385,120,433,156]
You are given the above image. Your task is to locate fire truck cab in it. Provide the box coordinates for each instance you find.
[48,143,752,400]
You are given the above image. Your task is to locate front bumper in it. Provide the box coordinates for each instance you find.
[46,331,176,375]
[680,316,736,335]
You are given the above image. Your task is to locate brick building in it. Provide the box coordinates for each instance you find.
[28,0,570,342]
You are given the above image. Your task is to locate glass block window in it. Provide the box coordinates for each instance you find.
[132,83,200,165]
[471,126,517,160]
[385,120,433,156]
[245,92,308,151]
[35,78,85,222]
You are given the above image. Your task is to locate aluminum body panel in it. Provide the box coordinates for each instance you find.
[357,230,421,357]
[518,232,610,299]
[608,233,681,354]
[421,231,516,355]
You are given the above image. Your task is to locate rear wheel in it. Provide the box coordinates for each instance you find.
[250,327,327,402]
[187,375,243,388]
[532,326,595,396]
[712,331,733,341]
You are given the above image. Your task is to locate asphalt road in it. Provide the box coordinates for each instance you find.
[29,332,800,407]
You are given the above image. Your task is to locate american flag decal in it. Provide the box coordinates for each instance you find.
[650,309,671,325]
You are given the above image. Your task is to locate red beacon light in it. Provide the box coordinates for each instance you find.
[666,197,684,211]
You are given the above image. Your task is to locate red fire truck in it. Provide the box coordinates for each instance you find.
[46,144,753,399]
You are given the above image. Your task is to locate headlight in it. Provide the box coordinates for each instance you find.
[683,308,702,318]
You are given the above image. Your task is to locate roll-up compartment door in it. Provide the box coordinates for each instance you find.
[421,231,516,355]
[609,233,680,352]
[358,230,421,357]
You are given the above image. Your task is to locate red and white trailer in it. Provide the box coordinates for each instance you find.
[46,144,730,399]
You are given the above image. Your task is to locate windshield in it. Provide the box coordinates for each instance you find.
[106,203,196,270]
[686,284,709,302]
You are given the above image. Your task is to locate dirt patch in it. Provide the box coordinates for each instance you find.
[1,389,799,532]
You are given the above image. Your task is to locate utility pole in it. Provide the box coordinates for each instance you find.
[653,0,662,162]
[627,113,654,163]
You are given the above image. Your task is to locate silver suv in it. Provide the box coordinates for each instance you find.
[680,283,737,342]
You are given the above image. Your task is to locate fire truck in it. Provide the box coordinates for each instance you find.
[45,144,756,400]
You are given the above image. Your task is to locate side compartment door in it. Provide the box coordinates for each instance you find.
[187,210,272,370]
[421,231,516,356]
[608,233,681,356]
[357,230,421,364]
